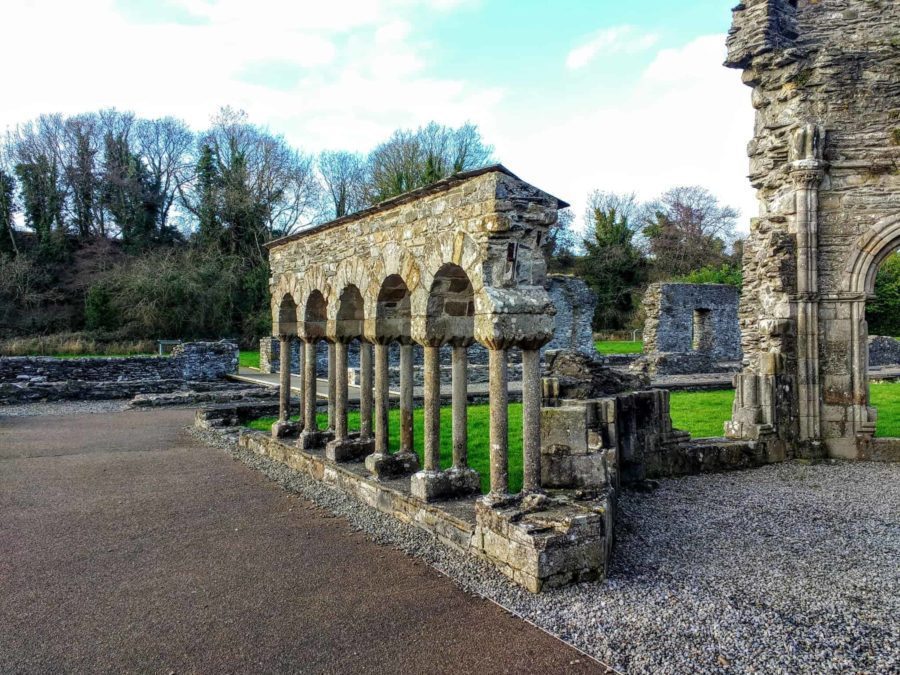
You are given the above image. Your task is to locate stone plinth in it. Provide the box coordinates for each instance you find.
[410,468,481,502]
[474,494,613,593]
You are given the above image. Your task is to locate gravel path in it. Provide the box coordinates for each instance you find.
[197,427,900,674]
[0,399,129,417]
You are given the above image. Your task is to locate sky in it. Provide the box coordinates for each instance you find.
[0,0,754,233]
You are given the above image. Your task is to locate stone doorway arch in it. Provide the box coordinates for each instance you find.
[839,214,900,452]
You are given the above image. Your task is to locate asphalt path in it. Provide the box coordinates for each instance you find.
[0,408,605,674]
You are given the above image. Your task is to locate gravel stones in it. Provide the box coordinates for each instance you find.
[198,423,900,674]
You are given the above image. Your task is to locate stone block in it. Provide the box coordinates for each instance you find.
[364,451,420,479]
[325,435,375,462]
[410,467,481,502]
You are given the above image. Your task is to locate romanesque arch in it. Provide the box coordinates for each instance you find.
[265,165,565,495]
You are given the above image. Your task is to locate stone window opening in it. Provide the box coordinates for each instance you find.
[505,242,518,281]
[692,308,714,353]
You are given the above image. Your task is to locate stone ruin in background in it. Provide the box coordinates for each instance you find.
[631,283,741,376]
[724,0,900,461]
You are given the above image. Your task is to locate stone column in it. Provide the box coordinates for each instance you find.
[366,340,420,480]
[278,335,291,422]
[399,342,414,454]
[451,345,468,469]
[359,342,373,441]
[521,348,542,493]
[374,343,389,454]
[327,342,336,431]
[488,348,509,496]
[423,345,441,472]
[334,341,349,441]
[792,159,825,446]
[304,340,317,431]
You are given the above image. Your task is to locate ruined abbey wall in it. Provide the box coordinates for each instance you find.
[725,0,900,458]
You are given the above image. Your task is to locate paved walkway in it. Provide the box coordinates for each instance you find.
[0,408,603,673]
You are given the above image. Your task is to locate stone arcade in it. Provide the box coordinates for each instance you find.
[724,0,900,460]
[250,166,624,591]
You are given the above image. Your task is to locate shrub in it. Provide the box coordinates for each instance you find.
[677,263,742,287]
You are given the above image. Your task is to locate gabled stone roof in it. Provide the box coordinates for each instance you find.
[265,164,569,250]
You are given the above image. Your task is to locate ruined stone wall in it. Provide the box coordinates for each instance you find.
[0,342,238,404]
[869,336,900,367]
[544,275,597,355]
[641,283,741,360]
[725,0,900,458]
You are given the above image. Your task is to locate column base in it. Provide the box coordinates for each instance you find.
[364,451,420,480]
[297,429,334,450]
[325,435,376,463]
[271,420,302,439]
[410,467,482,503]
[479,491,519,509]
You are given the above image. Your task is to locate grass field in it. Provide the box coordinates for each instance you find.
[246,383,900,493]
[872,381,900,437]
[669,389,735,438]
[247,403,524,494]
[240,350,260,369]
[668,383,900,438]
[594,340,643,355]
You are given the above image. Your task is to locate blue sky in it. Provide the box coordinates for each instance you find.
[1,0,753,230]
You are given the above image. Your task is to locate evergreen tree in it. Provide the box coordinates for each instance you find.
[15,154,66,258]
[0,170,17,255]
[579,205,647,329]
[868,252,900,337]
[101,132,156,252]
[195,143,222,248]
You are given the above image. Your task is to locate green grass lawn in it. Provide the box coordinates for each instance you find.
[246,383,900,493]
[871,381,900,437]
[668,383,900,438]
[240,350,260,369]
[669,389,735,438]
[247,403,524,494]
[595,340,643,355]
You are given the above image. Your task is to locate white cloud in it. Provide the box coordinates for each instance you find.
[498,34,756,234]
[566,25,659,70]
[0,0,499,152]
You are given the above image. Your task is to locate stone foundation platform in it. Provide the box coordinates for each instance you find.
[234,430,613,593]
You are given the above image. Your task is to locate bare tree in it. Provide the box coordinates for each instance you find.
[366,121,494,202]
[642,185,738,280]
[181,107,321,261]
[318,150,368,218]
[135,117,194,237]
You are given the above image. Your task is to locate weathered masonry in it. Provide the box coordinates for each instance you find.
[262,166,620,590]
[724,0,900,460]
[267,165,559,496]
[632,283,741,375]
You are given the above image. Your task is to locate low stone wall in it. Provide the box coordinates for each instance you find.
[0,341,238,405]
[234,429,614,593]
